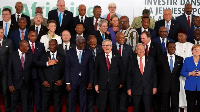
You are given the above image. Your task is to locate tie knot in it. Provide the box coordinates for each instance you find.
[22,30,24,33]
[17,15,20,17]
[107,54,109,57]
[170,55,173,58]
[22,52,24,55]
[140,57,143,60]
[96,19,98,22]
[59,12,62,15]
[52,53,54,56]
[188,15,190,18]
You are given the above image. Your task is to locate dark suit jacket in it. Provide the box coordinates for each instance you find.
[94,52,124,91]
[0,20,18,38]
[28,25,48,41]
[39,51,65,91]
[127,56,157,95]
[154,19,182,42]
[89,17,105,34]
[73,15,94,35]
[48,9,74,36]
[147,41,162,60]
[28,41,45,79]
[187,26,197,42]
[9,29,29,50]
[57,43,75,56]
[8,51,46,89]
[71,34,89,45]
[11,14,31,27]
[86,45,103,56]
[176,13,195,30]
[65,48,94,85]
[152,37,175,44]
[157,55,183,93]
[0,38,14,76]
[136,27,157,42]
[95,30,112,45]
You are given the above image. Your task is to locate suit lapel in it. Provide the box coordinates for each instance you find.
[122,45,126,56]
[143,57,148,75]
[61,11,67,27]
[134,57,142,75]
[0,39,7,54]
[109,53,116,70]
[81,49,86,65]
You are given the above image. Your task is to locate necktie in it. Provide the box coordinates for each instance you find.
[65,45,67,51]
[5,23,8,37]
[106,55,110,70]
[21,53,24,69]
[102,34,105,41]
[118,44,121,55]
[17,15,20,22]
[0,42,2,51]
[140,57,143,75]
[146,45,149,56]
[81,17,84,23]
[52,53,55,69]
[94,19,98,31]
[197,41,199,44]
[32,43,35,54]
[21,30,24,40]
[78,51,82,64]
[166,22,169,33]
[161,38,166,55]
[59,12,62,26]
[188,16,191,28]
[36,27,38,37]
[170,56,173,72]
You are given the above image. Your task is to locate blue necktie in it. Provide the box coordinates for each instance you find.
[170,56,173,72]
[52,53,55,69]
[17,15,20,22]
[59,13,62,26]
[161,38,166,55]
[166,22,169,33]
[78,51,82,64]
[5,23,8,37]
[102,34,105,41]
[36,27,38,37]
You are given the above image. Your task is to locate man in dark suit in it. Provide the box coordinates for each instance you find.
[154,9,181,42]
[57,30,75,56]
[152,26,175,55]
[39,39,65,112]
[190,28,200,44]
[9,17,29,50]
[176,3,195,30]
[0,8,18,39]
[136,16,157,42]
[73,4,93,35]
[48,0,74,36]
[8,40,56,112]
[27,29,45,112]
[112,32,133,112]
[157,42,183,112]
[0,26,14,112]
[127,43,157,112]
[65,36,94,112]
[95,19,111,45]
[94,39,124,112]
[87,35,103,58]
[187,16,200,41]
[71,23,89,45]
[29,13,48,41]
[11,2,30,27]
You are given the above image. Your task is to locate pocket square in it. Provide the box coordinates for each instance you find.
[6,46,8,47]
[178,64,180,65]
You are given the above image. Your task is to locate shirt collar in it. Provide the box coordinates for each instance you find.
[137,55,145,59]
[76,47,83,52]
[18,49,23,55]
[77,33,84,37]
[79,15,85,20]
[19,28,26,33]
[167,53,175,57]
[35,24,41,28]
[50,51,57,56]
[141,27,148,32]
[16,13,22,16]
[165,20,171,25]
[3,19,11,24]
[147,40,151,46]
[105,51,112,57]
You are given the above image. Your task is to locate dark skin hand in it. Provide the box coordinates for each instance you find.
[66,84,71,92]
[87,83,93,90]
[9,85,15,93]
[55,80,62,86]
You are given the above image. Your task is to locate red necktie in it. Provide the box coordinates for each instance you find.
[21,31,24,40]
[146,45,149,56]
[106,55,110,70]
[21,53,24,69]
[188,16,191,28]
[140,57,143,75]
[32,43,35,54]
[94,19,98,31]
[118,44,121,55]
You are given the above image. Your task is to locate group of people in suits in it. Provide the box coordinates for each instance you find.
[1,0,200,112]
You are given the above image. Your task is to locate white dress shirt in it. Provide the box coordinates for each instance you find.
[137,55,145,72]
[145,40,151,51]
[79,15,85,23]
[18,49,25,61]
[50,51,57,60]
[167,53,175,68]
[29,41,35,49]
[185,13,192,25]
[105,51,112,64]
[141,27,148,32]
[63,42,70,50]
[160,37,167,47]
[35,24,41,34]
[93,17,101,31]
[15,13,22,21]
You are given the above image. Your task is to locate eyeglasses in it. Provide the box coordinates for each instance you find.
[109,7,116,9]
[2,14,10,16]
[102,45,112,47]
[119,21,127,24]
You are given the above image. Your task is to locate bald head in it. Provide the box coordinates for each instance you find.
[184,3,192,15]
[87,35,97,50]
[119,16,130,30]
[78,4,86,16]
[116,32,125,45]
[15,2,23,14]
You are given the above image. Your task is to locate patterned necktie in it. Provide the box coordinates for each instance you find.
[166,22,169,33]
[161,38,166,55]
[21,30,24,40]
[188,16,191,28]
[102,34,105,41]
[59,12,62,26]
[78,51,82,64]
[5,23,8,37]
[32,43,35,54]
[140,57,143,75]
[94,19,98,31]
[36,27,38,37]
[118,44,121,55]
[146,45,149,56]
[170,56,173,72]
[21,53,24,69]
[106,55,110,70]
[17,15,20,22]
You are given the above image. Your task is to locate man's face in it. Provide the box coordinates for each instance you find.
[163,9,172,22]
[193,29,200,41]
[75,24,85,35]
[47,23,56,32]
[18,18,27,30]
[78,5,86,17]
[2,11,11,22]
[0,29,4,39]
[136,44,145,57]
[15,2,23,14]
[34,15,43,26]
[99,22,108,33]
[108,4,116,13]
[184,4,192,15]
[49,40,58,53]
[35,8,43,14]
[116,33,125,45]
[87,37,97,50]
[177,33,187,43]
[20,42,29,53]
[28,31,37,43]
[93,8,101,19]
[76,39,86,50]
[193,17,200,27]
[141,33,150,45]
[166,43,176,55]
[119,17,128,30]
[57,0,65,12]
[158,27,168,38]
[102,41,112,54]
[62,31,71,42]
[141,18,150,29]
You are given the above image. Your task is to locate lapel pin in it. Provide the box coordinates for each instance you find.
[65,14,66,16]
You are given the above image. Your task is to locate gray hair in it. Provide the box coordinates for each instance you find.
[99,19,108,26]
[135,43,145,51]
[108,3,116,8]
[102,39,112,45]
[34,13,43,18]
[76,36,85,42]
[57,0,65,5]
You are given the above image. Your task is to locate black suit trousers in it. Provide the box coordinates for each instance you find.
[133,94,152,112]
[185,90,200,112]
[119,85,128,112]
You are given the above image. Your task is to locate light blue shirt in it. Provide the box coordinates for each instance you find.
[116,43,123,56]
[19,28,26,40]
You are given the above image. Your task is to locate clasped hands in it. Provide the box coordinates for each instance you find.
[189,70,200,76]
[48,57,58,66]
